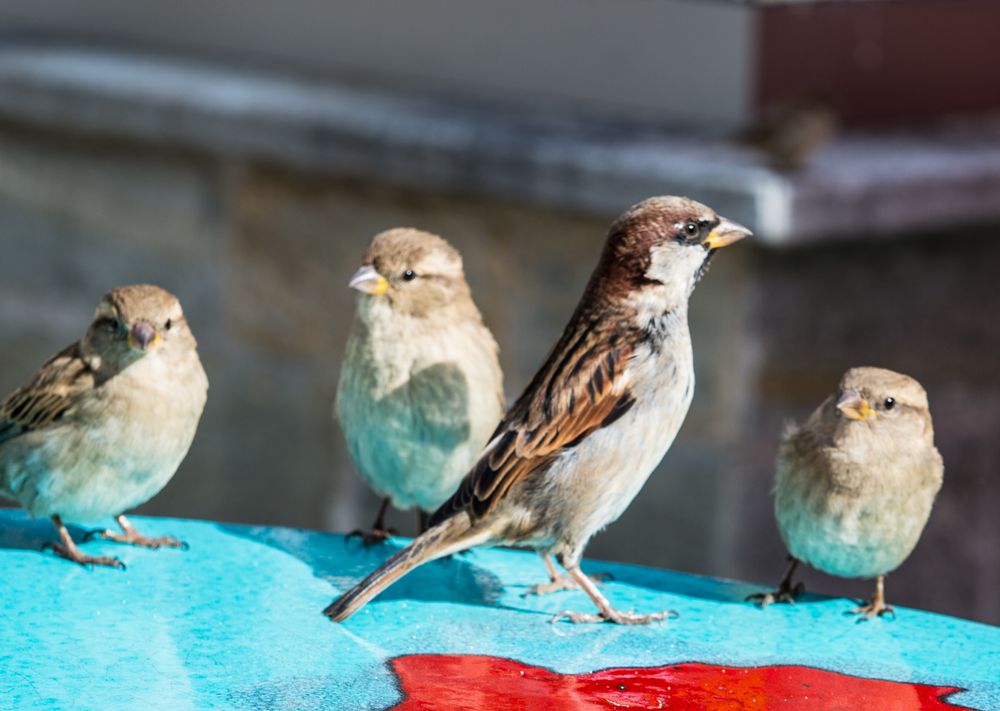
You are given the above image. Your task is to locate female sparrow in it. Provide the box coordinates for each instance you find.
[0,284,209,567]
[750,367,944,618]
[325,196,750,624]
[336,228,505,542]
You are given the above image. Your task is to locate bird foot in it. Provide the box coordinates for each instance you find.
[550,608,677,625]
[747,582,804,608]
[347,527,396,546]
[85,529,188,550]
[42,541,125,569]
[523,572,613,596]
[848,599,895,621]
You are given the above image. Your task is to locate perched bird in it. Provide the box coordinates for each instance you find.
[750,367,943,618]
[0,285,208,568]
[739,93,838,172]
[325,196,751,624]
[336,228,505,542]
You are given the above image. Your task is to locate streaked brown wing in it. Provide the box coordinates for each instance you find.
[431,313,636,525]
[0,342,94,446]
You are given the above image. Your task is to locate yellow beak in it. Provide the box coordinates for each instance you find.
[703,217,753,249]
[837,389,875,421]
[348,265,389,296]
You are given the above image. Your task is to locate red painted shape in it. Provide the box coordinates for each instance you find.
[390,654,969,710]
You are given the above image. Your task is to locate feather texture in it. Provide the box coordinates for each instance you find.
[432,306,636,525]
[0,343,96,447]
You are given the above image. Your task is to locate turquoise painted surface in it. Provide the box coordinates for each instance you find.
[0,510,997,710]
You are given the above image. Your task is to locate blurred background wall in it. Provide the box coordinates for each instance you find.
[0,1,998,625]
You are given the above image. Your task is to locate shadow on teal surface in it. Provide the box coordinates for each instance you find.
[219,524,509,611]
[0,513,96,554]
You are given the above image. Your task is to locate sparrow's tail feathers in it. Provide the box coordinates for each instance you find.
[323,514,490,622]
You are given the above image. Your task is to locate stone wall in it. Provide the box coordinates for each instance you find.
[0,121,996,624]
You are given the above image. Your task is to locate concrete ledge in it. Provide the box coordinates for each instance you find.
[1,44,999,244]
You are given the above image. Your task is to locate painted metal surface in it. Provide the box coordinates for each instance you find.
[1,510,997,710]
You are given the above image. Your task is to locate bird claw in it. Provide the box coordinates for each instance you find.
[550,608,677,625]
[848,601,895,621]
[82,528,113,543]
[347,528,396,546]
[522,572,612,597]
[133,534,186,550]
[747,582,804,608]
[93,530,187,550]
[43,541,126,570]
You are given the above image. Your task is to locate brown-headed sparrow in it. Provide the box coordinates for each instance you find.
[750,367,944,618]
[325,196,750,624]
[0,285,208,568]
[336,228,505,542]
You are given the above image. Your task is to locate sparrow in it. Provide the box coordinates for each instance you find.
[336,228,505,542]
[324,196,751,624]
[750,367,944,618]
[739,93,838,172]
[0,284,209,568]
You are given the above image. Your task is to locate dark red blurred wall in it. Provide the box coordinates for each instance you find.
[756,0,1000,126]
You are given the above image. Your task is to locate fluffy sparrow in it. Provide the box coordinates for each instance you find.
[0,285,208,567]
[750,367,944,618]
[336,228,504,542]
[325,196,750,624]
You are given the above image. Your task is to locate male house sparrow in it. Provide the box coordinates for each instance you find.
[0,285,208,567]
[325,196,750,624]
[336,228,505,541]
[750,367,943,618]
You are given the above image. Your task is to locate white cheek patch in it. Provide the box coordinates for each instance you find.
[645,242,705,291]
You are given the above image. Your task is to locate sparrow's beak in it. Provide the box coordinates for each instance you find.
[703,218,753,250]
[348,265,389,296]
[128,320,160,352]
[837,389,875,421]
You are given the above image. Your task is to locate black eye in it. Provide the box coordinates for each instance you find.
[402,269,416,281]
[165,319,173,331]
[884,397,896,410]
[684,222,699,238]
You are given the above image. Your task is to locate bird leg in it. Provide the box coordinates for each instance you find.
[747,557,804,607]
[417,509,430,534]
[44,515,125,568]
[348,497,397,545]
[85,514,187,549]
[550,564,676,625]
[849,575,895,620]
[523,553,612,596]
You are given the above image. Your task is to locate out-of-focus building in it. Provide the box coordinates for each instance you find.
[0,0,998,623]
